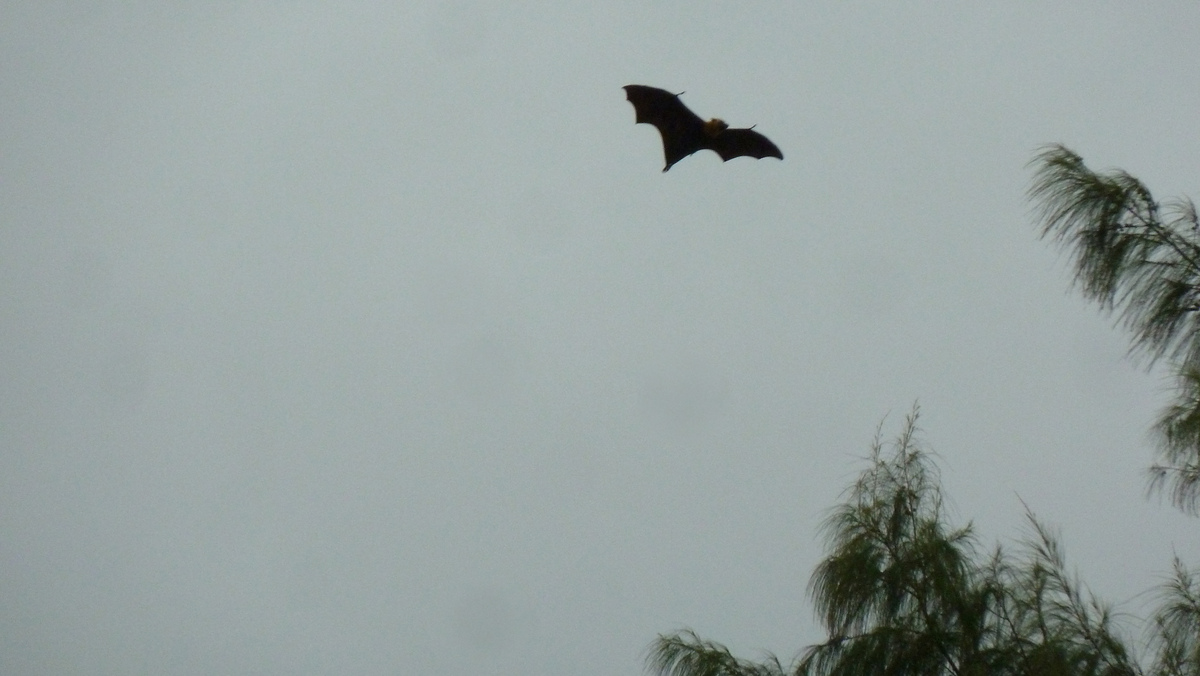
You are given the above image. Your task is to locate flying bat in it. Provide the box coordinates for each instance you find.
[623,84,783,172]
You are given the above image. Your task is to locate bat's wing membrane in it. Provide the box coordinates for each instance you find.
[623,85,703,128]
[624,85,706,171]
[709,128,784,163]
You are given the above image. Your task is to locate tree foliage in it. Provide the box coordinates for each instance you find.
[646,410,1193,676]
[1149,558,1200,676]
[1028,144,1200,512]
[645,145,1200,676]
[797,411,995,676]
[647,630,786,676]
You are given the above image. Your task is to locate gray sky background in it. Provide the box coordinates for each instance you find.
[3,2,1200,674]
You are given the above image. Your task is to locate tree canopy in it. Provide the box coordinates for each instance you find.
[645,145,1200,676]
[1029,145,1200,512]
[647,410,1197,676]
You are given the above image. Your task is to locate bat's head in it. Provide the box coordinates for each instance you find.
[703,118,729,137]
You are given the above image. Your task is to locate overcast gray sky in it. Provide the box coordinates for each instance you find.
[4,2,1200,674]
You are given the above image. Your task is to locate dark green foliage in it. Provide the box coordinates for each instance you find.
[798,411,990,676]
[1029,146,1200,366]
[1150,368,1200,514]
[1149,559,1200,676]
[795,411,1139,676]
[995,516,1140,676]
[1026,145,1200,675]
[644,410,1176,676]
[647,630,786,676]
[1029,145,1200,512]
[645,145,1200,676]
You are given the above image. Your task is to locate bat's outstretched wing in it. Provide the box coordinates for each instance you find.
[623,85,707,171]
[624,84,784,171]
[708,128,784,163]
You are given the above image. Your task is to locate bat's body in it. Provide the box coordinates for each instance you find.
[623,85,783,172]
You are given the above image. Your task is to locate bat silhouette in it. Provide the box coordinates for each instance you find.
[623,84,783,172]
